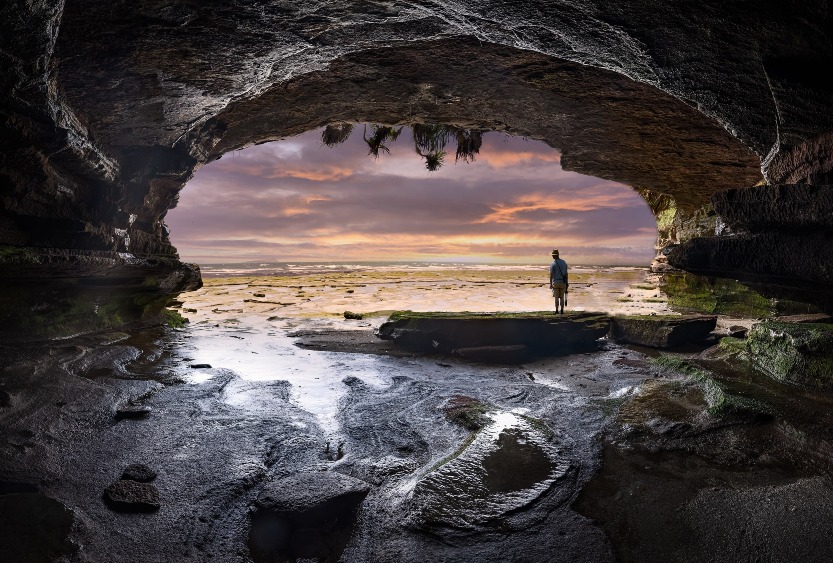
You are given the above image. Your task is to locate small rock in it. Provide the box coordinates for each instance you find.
[0,390,10,407]
[103,480,160,512]
[189,364,212,369]
[115,405,152,420]
[728,325,748,338]
[253,293,266,297]
[343,311,363,320]
[121,463,157,482]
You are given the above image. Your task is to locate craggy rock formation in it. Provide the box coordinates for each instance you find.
[746,321,833,389]
[668,184,833,312]
[609,315,717,349]
[2,1,833,330]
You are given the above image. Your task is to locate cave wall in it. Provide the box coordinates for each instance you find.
[2,0,833,327]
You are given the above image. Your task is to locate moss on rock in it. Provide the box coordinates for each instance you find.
[747,321,833,389]
[651,354,768,417]
[659,272,775,318]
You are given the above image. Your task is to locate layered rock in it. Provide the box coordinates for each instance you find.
[668,185,833,313]
[377,311,609,362]
[609,315,717,349]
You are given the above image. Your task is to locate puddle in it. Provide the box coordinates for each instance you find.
[171,315,390,437]
[409,412,569,528]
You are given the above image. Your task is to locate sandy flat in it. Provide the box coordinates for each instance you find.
[179,267,673,327]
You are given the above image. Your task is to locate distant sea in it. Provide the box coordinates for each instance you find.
[198,262,648,278]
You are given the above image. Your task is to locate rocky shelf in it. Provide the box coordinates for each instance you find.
[376,311,610,363]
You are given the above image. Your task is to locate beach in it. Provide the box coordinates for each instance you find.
[184,264,672,322]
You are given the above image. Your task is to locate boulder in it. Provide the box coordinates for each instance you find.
[747,321,833,388]
[609,315,717,348]
[376,311,609,360]
[121,464,157,483]
[249,471,370,562]
[103,480,161,512]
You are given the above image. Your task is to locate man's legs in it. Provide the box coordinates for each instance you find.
[553,284,566,314]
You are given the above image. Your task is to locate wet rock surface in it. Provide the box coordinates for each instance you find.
[409,412,568,529]
[3,312,833,561]
[376,311,609,360]
[250,472,370,562]
[746,321,833,388]
[609,314,717,348]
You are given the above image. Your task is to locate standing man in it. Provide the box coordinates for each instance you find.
[549,249,569,314]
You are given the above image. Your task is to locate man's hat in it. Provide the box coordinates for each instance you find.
[551,249,559,256]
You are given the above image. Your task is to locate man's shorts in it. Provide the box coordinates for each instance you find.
[551,282,566,299]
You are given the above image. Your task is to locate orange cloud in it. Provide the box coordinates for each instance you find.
[477,150,561,168]
[265,166,354,182]
[475,192,635,223]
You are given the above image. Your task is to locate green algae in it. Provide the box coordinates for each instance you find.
[659,273,775,318]
[747,321,833,389]
[162,309,188,329]
[651,354,768,417]
[442,395,492,431]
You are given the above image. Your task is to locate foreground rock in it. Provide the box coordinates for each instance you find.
[376,311,609,362]
[103,480,161,512]
[409,411,568,529]
[609,315,717,348]
[249,471,370,562]
[747,321,833,389]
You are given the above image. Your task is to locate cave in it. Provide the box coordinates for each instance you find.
[3,2,833,562]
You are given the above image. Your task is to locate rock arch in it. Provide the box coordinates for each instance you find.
[2,1,833,333]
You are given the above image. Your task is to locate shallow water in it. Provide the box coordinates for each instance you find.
[174,266,670,436]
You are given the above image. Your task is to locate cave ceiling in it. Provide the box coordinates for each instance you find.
[1,1,833,309]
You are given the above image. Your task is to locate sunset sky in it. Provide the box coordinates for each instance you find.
[166,126,657,264]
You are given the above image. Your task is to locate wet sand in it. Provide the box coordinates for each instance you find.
[184,266,673,320]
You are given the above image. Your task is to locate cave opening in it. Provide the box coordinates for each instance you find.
[164,123,674,321]
[4,4,833,559]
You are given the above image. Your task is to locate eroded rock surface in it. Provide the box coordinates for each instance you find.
[249,471,371,562]
[609,314,717,348]
[409,411,568,529]
[668,184,833,312]
[747,321,833,389]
